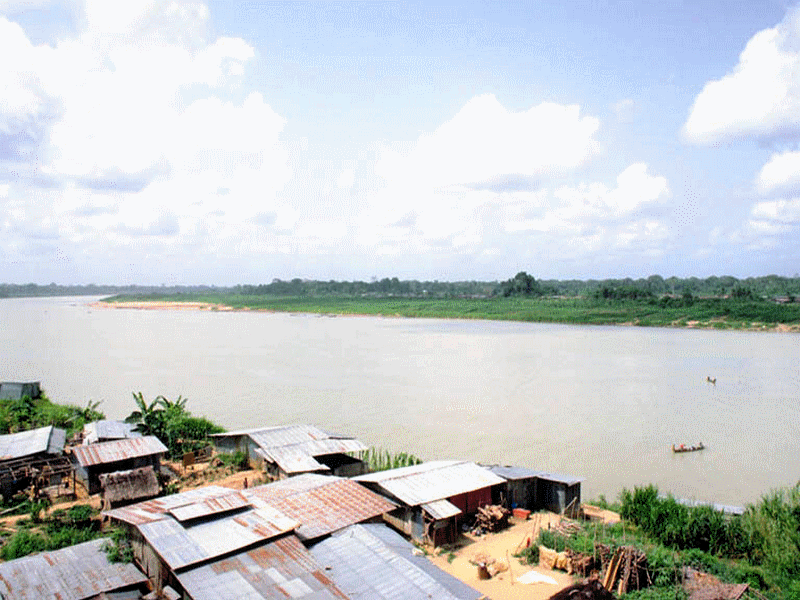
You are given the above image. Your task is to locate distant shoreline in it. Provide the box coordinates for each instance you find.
[92,298,800,332]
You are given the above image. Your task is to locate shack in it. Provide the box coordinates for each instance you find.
[0,425,71,500]
[82,419,142,444]
[309,523,484,600]
[211,424,368,479]
[71,435,167,495]
[241,473,396,542]
[0,537,149,600]
[104,485,349,599]
[100,466,161,509]
[0,381,41,400]
[485,465,584,514]
[354,460,506,546]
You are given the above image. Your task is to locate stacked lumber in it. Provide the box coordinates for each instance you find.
[601,546,650,594]
[471,505,510,534]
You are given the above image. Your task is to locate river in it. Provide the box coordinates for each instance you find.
[1,295,798,506]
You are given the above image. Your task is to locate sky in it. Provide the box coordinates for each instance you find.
[2,0,800,285]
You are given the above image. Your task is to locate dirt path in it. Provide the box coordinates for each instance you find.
[427,513,576,600]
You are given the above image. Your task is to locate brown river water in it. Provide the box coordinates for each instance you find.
[1,295,798,506]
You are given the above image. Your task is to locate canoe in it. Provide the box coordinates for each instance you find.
[672,443,705,453]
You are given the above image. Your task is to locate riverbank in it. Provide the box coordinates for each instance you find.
[96,295,800,332]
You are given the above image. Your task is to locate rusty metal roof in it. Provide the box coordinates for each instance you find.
[242,474,396,542]
[136,503,298,570]
[0,538,147,600]
[177,534,348,600]
[168,491,250,522]
[354,461,506,507]
[83,420,142,444]
[71,435,168,467]
[310,524,485,600]
[0,425,65,461]
[106,485,298,571]
[105,485,242,525]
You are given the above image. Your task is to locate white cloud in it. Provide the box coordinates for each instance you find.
[756,150,800,193]
[684,8,800,144]
[336,168,355,190]
[376,94,600,191]
[751,197,800,223]
[0,0,292,262]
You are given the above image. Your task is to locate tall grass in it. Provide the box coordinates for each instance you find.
[363,448,422,472]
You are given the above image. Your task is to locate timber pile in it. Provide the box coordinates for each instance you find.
[470,505,510,534]
[553,520,582,536]
[682,567,751,600]
[601,546,650,594]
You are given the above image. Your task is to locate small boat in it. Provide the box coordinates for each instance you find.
[672,442,705,453]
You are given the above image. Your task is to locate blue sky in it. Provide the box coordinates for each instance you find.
[1,0,799,285]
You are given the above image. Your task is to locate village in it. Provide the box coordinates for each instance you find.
[0,382,752,600]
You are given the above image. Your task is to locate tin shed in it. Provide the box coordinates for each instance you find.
[0,426,70,500]
[211,424,368,479]
[71,436,167,495]
[536,471,584,514]
[354,461,505,546]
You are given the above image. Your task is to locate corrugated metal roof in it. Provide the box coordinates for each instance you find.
[215,425,367,474]
[177,534,348,600]
[242,474,396,542]
[0,538,147,600]
[309,524,484,600]
[137,504,298,570]
[485,465,544,481]
[535,471,585,486]
[105,485,238,525]
[83,420,142,444]
[0,425,65,461]
[421,499,462,520]
[354,461,505,507]
[485,465,584,486]
[255,447,329,475]
[71,436,168,467]
[168,491,250,522]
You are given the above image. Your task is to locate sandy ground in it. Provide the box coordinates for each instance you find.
[427,513,577,600]
[92,301,234,311]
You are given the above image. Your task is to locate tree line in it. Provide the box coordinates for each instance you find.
[3,273,800,301]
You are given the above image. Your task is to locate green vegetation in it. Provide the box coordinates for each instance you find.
[102,528,134,563]
[104,291,800,330]
[124,392,224,459]
[518,484,800,600]
[0,503,102,560]
[0,393,104,437]
[363,448,423,472]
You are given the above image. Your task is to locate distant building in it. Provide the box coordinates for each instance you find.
[82,419,142,444]
[0,538,148,600]
[0,381,41,401]
[354,460,506,546]
[211,424,368,479]
[0,425,70,501]
[71,435,167,495]
[485,465,584,514]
